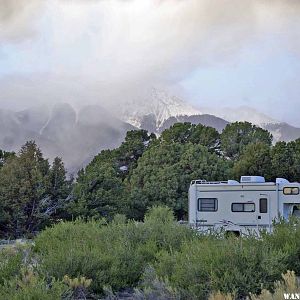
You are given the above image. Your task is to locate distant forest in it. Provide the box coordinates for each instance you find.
[1,121,300,238]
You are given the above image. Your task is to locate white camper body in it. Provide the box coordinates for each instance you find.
[188,176,300,235]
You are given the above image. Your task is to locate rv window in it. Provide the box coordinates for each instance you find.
[259,198,268,213]
[283,187,299,195]
[198,198,217,212]
[231,203,243,212]
[232,203,255,212]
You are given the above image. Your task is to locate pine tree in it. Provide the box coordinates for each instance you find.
[0,142,71,238]
[220,122,272,159]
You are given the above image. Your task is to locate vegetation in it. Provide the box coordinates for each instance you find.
[0,121,300,298]
[220,121,272,160]
[0,208,300,299]
[34,206,194,295]
[68,121,300,222]
[209,271,300,300]
[1,122,300,237]
[0,141,72,238]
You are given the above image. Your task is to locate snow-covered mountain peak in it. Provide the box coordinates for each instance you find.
[120,88,202,129]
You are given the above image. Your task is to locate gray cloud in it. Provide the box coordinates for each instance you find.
[0,0,300,116]
[0,0,43,42]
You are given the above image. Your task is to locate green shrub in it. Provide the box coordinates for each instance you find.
[250,270,300,300]
[34,206,194,295]
[263,218,300,275]
[0,247,23,285]
[30,207,300,299]
[133,266,181,300]
[34,219,111,293]
[210,270,300,300]
[154,235,286,299]
[0,269,67,300]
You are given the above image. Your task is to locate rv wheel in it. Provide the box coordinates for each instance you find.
[225,231,240,238]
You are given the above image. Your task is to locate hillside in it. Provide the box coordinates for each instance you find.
[116,89,300,142]
[1,90,300,174]
[0,104,134,173]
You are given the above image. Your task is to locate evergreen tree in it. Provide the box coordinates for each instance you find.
[0,150,15,168]
[42,157,73,222]
[160,122,220,150]
[232,142,272,180]
[220,122,272,159]
[0,142,71,238]
[70,130,155,220]
[270,141,294,181]
[128,142,231,220]
[0,142,50,237]
[49,157,71,199]
[288,139,300,181]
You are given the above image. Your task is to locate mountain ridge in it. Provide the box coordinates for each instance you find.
[1,90,300,173]
[118,89,300,142]
[0,103,135,174]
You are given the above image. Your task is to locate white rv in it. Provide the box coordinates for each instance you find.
[188,176,300,235]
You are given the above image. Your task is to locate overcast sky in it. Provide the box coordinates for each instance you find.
[1,0,300,126]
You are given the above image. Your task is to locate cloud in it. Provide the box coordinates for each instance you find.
[0,0,300,113]
[0,0,43,42]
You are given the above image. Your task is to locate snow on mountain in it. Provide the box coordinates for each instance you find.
[200,105,279,127]
[118,88,281,134]
[117,89,300,143]
[198,105,300,142]
[119,88,202,130]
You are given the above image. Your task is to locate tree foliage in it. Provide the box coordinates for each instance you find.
[128,142,231,219]
[69,122,300,222]
[220,122,272,159]
[1,121,300,235]
[0,149,15,169]
[0,141,71,238]
[69,130,156,220]
[160,122,220,150]
[232,142,272,180]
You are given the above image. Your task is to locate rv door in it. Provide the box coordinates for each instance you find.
[257,194,271,231]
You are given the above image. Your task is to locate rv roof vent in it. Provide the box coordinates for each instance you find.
[276,178,290,184]
[240,176,265,183]
[228,180,239,185]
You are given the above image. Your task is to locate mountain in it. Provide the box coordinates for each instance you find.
[118,88,201,131]
[0,104,135,174]
[116,88,229,133]
[119,89,300,142]
[200,106,278,127]
[263,123,300,143]
[159,114,229,133]
[1,90,300,173]
[200,105,300,142]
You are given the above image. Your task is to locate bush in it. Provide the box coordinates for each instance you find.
[132,266,181,300]
[34,206,194,295]
[154,235,286,299]
[19,208,300,299]
[250,270,300,300]
[210,271,300,300]
[0,247,23,285]
[0,269,67,300]
[263,218,300,275]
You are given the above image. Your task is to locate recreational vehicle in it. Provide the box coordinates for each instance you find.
[188,176,300,235]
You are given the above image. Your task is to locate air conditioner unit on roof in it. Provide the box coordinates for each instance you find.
[240,176,265,183]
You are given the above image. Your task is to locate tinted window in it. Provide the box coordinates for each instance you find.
[259,198,268,213]
[232,203,255,212]
[198,198,218,212]
[231,203,243,212]
[283,187,299,195]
